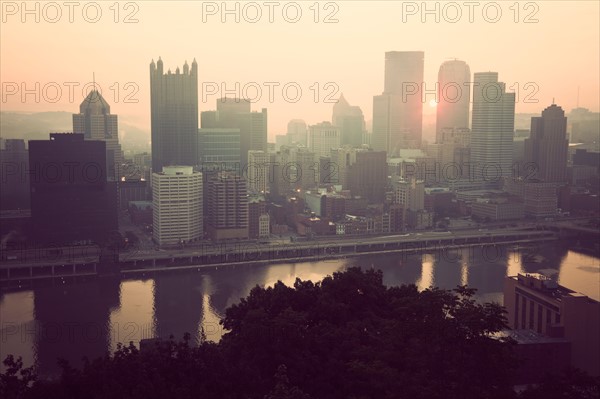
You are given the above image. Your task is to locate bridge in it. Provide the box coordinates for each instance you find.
[0,228,557,285]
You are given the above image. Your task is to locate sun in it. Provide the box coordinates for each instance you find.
[429,99,438,108]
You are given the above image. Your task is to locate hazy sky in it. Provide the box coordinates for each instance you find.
[1,1,599,139]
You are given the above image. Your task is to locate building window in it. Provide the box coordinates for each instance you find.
[537,304,542,334]
[529,301,534,330]
[521,297,526,330]
[514,294,519,328]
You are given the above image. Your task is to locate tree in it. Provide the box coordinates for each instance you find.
[2,267,554,399]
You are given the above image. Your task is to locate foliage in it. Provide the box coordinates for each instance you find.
[3,267,589,399]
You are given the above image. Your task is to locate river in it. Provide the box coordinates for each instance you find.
[1,242,598,377]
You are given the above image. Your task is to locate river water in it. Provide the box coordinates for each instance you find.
[1,243,598,377]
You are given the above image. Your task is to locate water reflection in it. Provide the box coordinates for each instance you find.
[0,244,598,377]
[32,278,120,377]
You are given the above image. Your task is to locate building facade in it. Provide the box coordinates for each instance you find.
[73,90,124,181]
[152,166,202,246]
[469,72,515,187]
[308,122,341,158]
[524,104,569,182]
[504,273,600,376]
[206,171,248,240]
[150,58,198,172]
[28,133,118,245]
[436,60,471,142]
[372,51,424,154]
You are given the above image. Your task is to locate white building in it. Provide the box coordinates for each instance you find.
[258,213,270,238]
[152,166,202,246]
[393,178,424,211]
[308,122,341,158]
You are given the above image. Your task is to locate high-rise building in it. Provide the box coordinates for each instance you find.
[330,146,379,188]
[287,119,308,146]
[436,60,471,143]
[0,139,30,210]
[372,51,424,154]
[150,57,198,172]
[28,133,118,245]
[197,127,241,170]
[347,151,388,204]
[73,90,124,181]
[469,72,515,187]
[152,166,202,246]
[295,148,318,190]
[308,122,341,158]
[206,171,248,240]
[524,104,569,182]
[247,150,269,194]
[332,94,366,147]
[372,94,405,154]
[201,98,267,167]
[393,177,425,212]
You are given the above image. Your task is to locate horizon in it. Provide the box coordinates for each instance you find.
[1,1,599,140]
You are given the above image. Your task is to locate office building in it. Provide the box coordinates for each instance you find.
[469,72,515,187]
[332,94,366,147]
[347,150,387,204]
[28,133,117,245]
[372,51,424,154]
[308,122,341,158]
[524,104,569,182]
[206,171,248,240]
[150,58,199,172]
[73,90,124,181]
[201,98,267,167]
[197,127,241,170]
[0,139,30,210]
[152,166,202,246]
[436,60,471,142]
[247,150,269,194]
[287,119,308,146]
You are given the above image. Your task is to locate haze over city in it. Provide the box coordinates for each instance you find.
[1,0,599,138]
[1,1,599,398]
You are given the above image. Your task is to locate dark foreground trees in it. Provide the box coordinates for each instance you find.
[2,268,598,399]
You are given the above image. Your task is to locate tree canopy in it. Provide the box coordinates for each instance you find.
[2,267,598,399]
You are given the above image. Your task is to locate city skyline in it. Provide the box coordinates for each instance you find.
[1,1,599,139]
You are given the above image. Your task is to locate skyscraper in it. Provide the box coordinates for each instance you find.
[308,122,341,158]
[373,51,424,154]
[436,60,471,143]
[469,72,515,187]
[201,98,267,168]
[152,166,202,246]
[150,57,198,172]
[332,94,366,147]
[28,133,118,245]
[0,139,30,210]
[524,104,569,182]
[73,90,124,180]
[287,119,308,146]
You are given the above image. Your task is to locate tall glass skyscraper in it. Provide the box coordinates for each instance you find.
[436,59,471,142]
[469,72,515,187]
[372,51,424,155]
